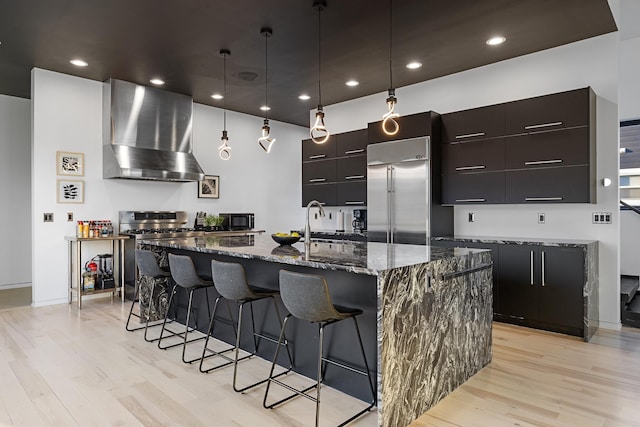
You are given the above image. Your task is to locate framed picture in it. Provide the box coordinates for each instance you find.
[198,175,219,199]
[57,179,84,204]
[56,151,84,176]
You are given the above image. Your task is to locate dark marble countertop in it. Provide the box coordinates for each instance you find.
[140,234,489,276]
[432,235,597,248]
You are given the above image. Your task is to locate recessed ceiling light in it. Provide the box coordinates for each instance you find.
[260,105,271,111]
[298,94,311,101]
[486,36,506,46]
[406,61,422,70]
[211,93,223,100]
[150,78,165,85]
[69,59,88,67]
[345,80,359,87]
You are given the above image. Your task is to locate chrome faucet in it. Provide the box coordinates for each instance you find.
[304,200,325,245]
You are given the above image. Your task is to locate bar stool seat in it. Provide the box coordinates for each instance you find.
[263,269,376,427]
[199,259,293,393]
[125,249,174,342]
[157,253,214,364]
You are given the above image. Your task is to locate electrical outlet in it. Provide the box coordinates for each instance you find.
[43,213,53,222]
[67,212,73,222]
[538,213,545,224]
[468,212,475,222]
[329,212,332,220]
[592,212,612,224]
[314,213,318,220]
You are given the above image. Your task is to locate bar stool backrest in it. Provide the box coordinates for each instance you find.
[135,250,166,278]
[279,270,342,323]
[168,253,206,288]
[211,259,253,301]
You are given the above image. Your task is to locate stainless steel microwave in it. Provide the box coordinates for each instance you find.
[220,213,255,230]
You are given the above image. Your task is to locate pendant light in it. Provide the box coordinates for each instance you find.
[218,49,231,160]
[310,0,330,144]
[258,27,276,153]
[382,0,400,136]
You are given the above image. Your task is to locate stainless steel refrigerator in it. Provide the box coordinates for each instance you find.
[367,137,432,245]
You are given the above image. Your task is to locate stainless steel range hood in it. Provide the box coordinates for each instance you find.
[103,79,205,182]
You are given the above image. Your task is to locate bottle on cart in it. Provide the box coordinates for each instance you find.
[77,221,83,238]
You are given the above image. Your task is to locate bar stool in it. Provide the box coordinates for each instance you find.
[199,259,293,393]
[158,253,214,364]
[125,249,174,342]
[263,270,376,427]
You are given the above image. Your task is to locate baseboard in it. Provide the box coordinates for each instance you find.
[32,297,69,307]
[597,320,622,331]
[0,282,31,290]
[32,292,116,308]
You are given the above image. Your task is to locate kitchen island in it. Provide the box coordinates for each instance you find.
[141,234,493,427]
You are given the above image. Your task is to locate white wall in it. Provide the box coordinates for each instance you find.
[31,68,305,307]
[619,37,640,120]
[0,94,31,288]
[319,33,622,329]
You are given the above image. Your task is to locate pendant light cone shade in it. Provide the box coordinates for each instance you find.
[258,27,276,153]
[382,0,400,136]
[218,49,231,160]
[310,0,330,144]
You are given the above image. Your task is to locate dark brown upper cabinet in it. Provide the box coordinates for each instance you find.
[505,127,590,170]
[505,88,591,135]
[302,136,337,161]
[441,104,505,143]
[302,160,336,185]
[441,137,506,174]
[336,129,368,157]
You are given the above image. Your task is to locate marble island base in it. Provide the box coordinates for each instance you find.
[140,236,493,427]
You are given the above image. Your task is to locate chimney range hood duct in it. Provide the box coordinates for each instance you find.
[103,79,205,182]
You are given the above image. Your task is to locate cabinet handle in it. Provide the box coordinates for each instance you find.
[309,178,326,183]
[455,198,486,203]
[455,132,486,139]
[530,251,534,285]
[524,159,562,166]
[345,201,365,205]
[524,197,563,202]
[524,121,563,130]
[455,165,486,171]
[541,251,545,286]
[345,175,365,180]
[309,154,326,160]
[344,149,365,155]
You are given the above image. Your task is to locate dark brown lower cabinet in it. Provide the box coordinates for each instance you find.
[441,171,506,205]
[497,244,584,336]
[505,165,590,203]
[302,183,336,207]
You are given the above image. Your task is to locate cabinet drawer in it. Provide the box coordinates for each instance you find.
[505,127,590,169]
[302,183,336,207]
[505,88,590,135]
[441,103,505,143]
[505,166,591,203]
[302,160,336,184]
[336,181,367,206]
[336,156,366,181]
[336,129,368,157]
[302,136,337,161]
[442,171,506,205]
[442,137,505,173]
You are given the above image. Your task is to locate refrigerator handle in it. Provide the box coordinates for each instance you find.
[387,166,392,244]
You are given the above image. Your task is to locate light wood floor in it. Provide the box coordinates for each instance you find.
[1,299,640,427]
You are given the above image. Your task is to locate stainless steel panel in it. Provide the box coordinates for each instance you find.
[391,161,428,244]
[367,137,428,166]
[366,164,389,243]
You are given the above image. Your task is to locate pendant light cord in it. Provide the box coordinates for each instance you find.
[388,0,393,90]
[223,53,227,130]
[317,3,322,107]
[265,31,269,121]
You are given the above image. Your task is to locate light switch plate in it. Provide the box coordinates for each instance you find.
[538,213,545,224]
[592,212,612,224]
[67,212,73,222]
[468,212,475,222]
[43,213,53,222]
